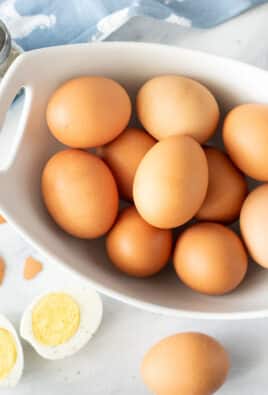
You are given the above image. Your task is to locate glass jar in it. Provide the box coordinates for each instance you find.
[0,20,23,79]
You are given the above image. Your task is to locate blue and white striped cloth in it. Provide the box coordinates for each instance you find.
[0,0,266,51]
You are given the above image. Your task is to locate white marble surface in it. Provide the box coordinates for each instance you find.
[2,3,268,394]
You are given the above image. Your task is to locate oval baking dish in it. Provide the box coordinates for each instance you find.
[0,42,267,319]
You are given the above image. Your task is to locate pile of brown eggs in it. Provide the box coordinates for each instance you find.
[42,74,268,296]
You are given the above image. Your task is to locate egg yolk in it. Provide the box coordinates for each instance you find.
[32,293,80,346]
[0,329,17,380]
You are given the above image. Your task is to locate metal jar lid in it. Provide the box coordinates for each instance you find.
[0,20,11,65]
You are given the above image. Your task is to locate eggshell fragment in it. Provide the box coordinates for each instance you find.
[0,257,5,285]
[196,147,247,222]
[106,206,172,277]
[240,183,268,268]
[46,76,131,148]
[223,104,268,180]
[133,135,208,229]
[141,332,230,395]
[0,215,6,224]
[174,222,248,295]
[42,149,119,239]
[24,257,43,280]
[136,75,219,143]
[98,128,156,200]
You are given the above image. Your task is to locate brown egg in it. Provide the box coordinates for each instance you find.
[240,184,268,268]
[106,206,172,277]
[174,222,248,295]
[196,147,247,223]
[223,104,268,181]
[98,128,156,200]
[42,149,119,238]
[133,135,208,229]
[136,75,219,143]
[141,332,230,395]
[46,76,131,148]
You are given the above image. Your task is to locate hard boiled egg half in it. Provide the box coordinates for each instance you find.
[20,287,102,360]
[0,315,24,387]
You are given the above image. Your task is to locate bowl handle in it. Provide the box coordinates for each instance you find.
[0,52,33,171]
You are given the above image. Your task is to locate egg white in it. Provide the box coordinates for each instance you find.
[20,286,103,360]
[0,315,24,387]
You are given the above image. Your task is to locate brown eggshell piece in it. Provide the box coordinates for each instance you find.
[24,257,43,280]
[240,183,268,268]
[42,149,119,239]
[98,128,156,200]
[223,104,268,181]
[136,75,219,143]
[0,257,5,285]
[196,147,247,223]
[174,222,248,295]
[133,135,208,229]
[46,76,131,148]
[141,332,230,395]
[106,206,172,277]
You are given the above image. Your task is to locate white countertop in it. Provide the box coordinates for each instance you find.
[2,4,268,394]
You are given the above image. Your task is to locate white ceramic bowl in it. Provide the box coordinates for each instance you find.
[0,42,267,319]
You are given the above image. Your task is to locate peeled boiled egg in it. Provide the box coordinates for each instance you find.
[240,183,268,268]
[106,206,172,277]
[20,287,102,360]
[98,128,156,200]
[141,332,230,395]
[136,75,219,143]
[223,104,268,181]
[174,222,248,295]
[196,147,247,222]
[133,135,208,229]
[42,149,119,239]
[46,76,131,148]
[0,315,23,387]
